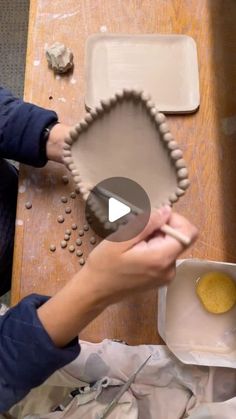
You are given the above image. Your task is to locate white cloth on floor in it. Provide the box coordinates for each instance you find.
[10,340,236,419]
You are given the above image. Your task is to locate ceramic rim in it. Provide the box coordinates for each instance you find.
[62,88,190,221]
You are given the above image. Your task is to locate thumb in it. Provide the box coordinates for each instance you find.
[128,205,172,247]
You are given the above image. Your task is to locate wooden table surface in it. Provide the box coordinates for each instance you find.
[11,0,236,345]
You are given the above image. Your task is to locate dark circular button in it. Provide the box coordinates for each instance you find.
[85,177,151,242]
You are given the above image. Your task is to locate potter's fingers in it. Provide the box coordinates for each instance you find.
[149,215,198,261]
[126,216,197,269]
[100,206,172,253]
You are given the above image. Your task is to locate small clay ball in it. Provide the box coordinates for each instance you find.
[177,168,188,179]
[64,234,70,241]
[75,186,80,194]
[159,123,169,134]
[57,215,64,223]
[70,192,76,199]
[168,141,178,150]
[179,179,190,190]
[163,133,173,142]
[76,238,82,246]
[101,98,111,109]
[146,99,155,109]
[85,113,93,123]
[78,229,84,236]
[169,193,178,203]
[61,196,68,203]
[65,207,71,214]
[141,92,150,102]
[25,201,32,210]
[50,244,56,252]
[150,107,157,117]
[80,119,88,129]
[62,175,69,184]
[175,159,186,169]
[176,188,185,197]
[65,229,71,235]
[83,224,89,231]
[155,113,165,124]
[68,245,75,253]
[70,128,78,140]
[60,240,67,248]
[76,249,83,257]
[72,223,77,230]
[79,258,85,266]
[171,149,183,160]
[90,236,96,245]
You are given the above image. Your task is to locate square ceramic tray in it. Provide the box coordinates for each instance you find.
[85,34,200,113]
[158,259,236,368]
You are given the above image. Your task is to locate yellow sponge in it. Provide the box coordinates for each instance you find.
[196,271,236,314]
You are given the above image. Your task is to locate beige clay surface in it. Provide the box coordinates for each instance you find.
[70,98,179,208]
[85,34,200,113]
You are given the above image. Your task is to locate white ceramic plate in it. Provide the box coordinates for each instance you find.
[85,34,200,113]
[158,259,236,368]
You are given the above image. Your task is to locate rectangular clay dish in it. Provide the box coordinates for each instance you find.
[158,259,236,368]
[85,34,200,114]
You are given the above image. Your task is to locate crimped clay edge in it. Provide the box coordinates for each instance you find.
[62,88,190,223]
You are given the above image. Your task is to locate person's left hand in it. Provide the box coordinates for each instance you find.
[46,123,72,163]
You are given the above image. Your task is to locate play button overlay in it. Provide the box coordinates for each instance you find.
[85,177,151,242]
[108,197,131,222]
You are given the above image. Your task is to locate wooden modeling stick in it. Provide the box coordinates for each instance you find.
[160,224,191,246]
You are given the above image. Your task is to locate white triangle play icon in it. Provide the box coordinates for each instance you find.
[108,197,131,222]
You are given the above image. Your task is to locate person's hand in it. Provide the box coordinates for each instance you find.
[46,123,72,163]
[83,206,198,305]
[37,206,198,347]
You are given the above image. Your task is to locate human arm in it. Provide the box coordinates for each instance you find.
[0,294,80,413]
[0,207,197,412]
[0,87,70,165]
[38,206,198,347]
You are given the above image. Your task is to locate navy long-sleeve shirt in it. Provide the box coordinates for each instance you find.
[0,88,80,411]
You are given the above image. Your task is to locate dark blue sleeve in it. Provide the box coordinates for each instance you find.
[0,294,80,412]
[0,87,58,167]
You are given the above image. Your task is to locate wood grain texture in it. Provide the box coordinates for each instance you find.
[11,0,236,345]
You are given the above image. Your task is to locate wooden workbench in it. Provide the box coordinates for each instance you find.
[11,0,236,345]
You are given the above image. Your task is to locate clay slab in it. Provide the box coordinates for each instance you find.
[64,90,189,210]
[158,259,236,368]
[85,34,200,113]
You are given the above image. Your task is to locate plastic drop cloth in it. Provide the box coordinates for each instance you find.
[10,339,236,419]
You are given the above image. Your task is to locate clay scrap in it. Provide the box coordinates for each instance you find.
[46,42,74,74]
[25,201,32,210]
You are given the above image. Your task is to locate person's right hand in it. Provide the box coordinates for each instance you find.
[82,206,198,306]
[38,206,198,347]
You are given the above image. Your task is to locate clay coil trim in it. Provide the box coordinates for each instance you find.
[63,89,190,219]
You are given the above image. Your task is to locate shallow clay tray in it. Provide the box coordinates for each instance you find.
[85,34,200,113]
[63,89,189,213]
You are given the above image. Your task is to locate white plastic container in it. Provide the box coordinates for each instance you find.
[158,259,236,368]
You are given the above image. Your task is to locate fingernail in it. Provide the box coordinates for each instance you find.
[159,205,171,217]
[164,204,171,212]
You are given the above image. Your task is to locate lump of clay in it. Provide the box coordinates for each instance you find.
[46,42,74,74]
